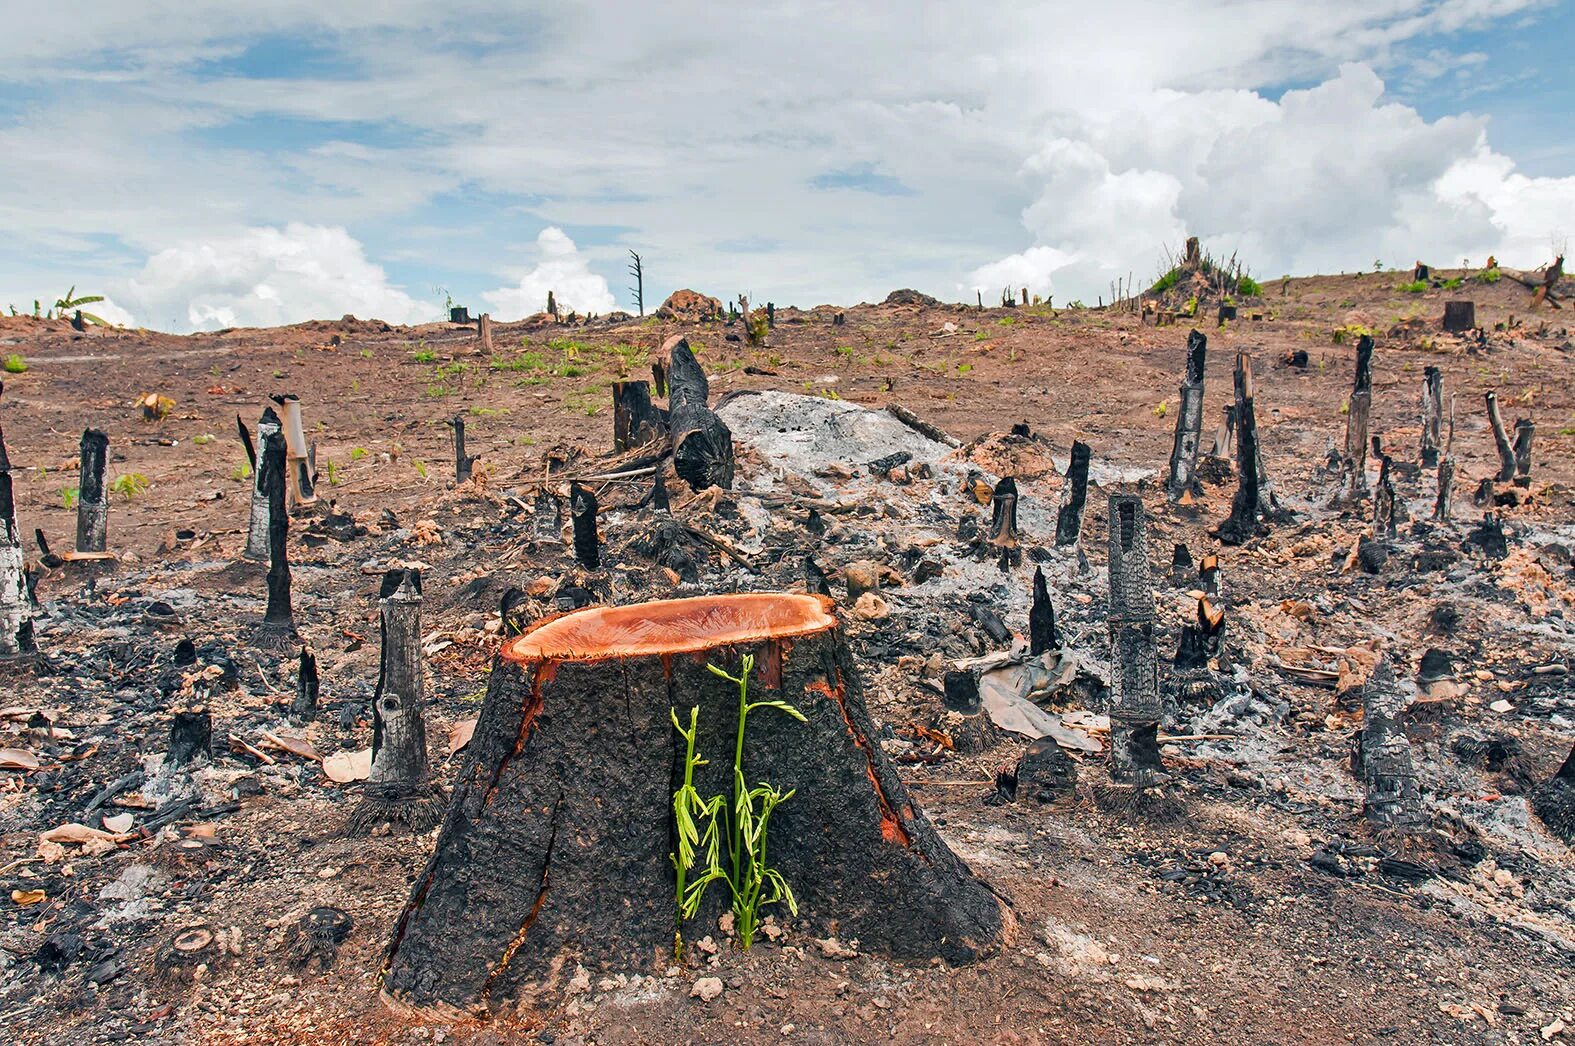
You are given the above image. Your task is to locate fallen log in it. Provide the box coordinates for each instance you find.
[382,593,1006,1013]
[666,340,734,490]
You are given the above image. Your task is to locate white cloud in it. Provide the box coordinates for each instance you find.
[481,227,616,319]
[116,224,431,332]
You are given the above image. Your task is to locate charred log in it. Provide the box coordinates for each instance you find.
[381,594,1006,1012]
[166,706,212,768]
[75,428,109,554]
[351,568,441,834]
[1355,660,1424,831]
[1164,330,1207,502]
[1054,440,1091,547]
[613,381,666,452]
[1530,745,1575,845]
[667,340,734,490]
[569,482,600,569]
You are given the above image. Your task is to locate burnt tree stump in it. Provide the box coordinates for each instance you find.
[255,429,297,648]
[75,428,110,555]
[1442,300,1475,333]
[0,387,35,660]
[666,340,734,490]
[1053,440,1091,547]
[1214,353,1267,545]
[1419,366,1443,468]
[382,593,1007,1014]
[1485,391,1517,482]
[612,381,665,452]
[1342,336,1373,501]
[1164,330,1206,503]
[449,415,478,484]
[241,408,281,562]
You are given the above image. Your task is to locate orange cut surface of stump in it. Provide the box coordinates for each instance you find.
[504,592,837,663]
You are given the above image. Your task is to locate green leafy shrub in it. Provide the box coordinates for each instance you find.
[2,354,27,374]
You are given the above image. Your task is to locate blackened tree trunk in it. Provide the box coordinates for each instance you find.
[989,476,1019,569]
[1485,392,1517,481]
[1215,353,1265,545]
[0,388,36,660]
[449,415,478,484]
[75,428,110,554]
[381,593,1007,1014]
[351,568,440,834]
[1164,330,1206,502]
[569,482,599,569]
[273,394,318,509]
[1053,440,1091,547]
[1419,366,1443,467]
[242,408,281,562]
[1373,455,1398,540]
[1342,336,1373,501]
[256,429,297,647]
[292,646,320,722]
[666,340,734,490]
[612,381,665,451]
[1106,495,1162,780]
[1356,660,1423,831]
[1029,566,1058,655]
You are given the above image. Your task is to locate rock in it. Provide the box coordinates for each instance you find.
[850,593,890,621]
[657,290,723,322]
[844,560,884,601]
[884,289,940,307]
[690,976,724,1002]
[817,936,858,959]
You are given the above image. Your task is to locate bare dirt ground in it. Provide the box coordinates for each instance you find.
[0,268,1572,1045]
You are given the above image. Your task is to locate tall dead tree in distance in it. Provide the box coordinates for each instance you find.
[351,567,440,833]
[1419,366,1443,467]
[1342,335,1373,501]
[0,385,36,660]
[1165,330,1207,503]
[255,428,297,647]
[240,408,281,561]
[1484,391,1517,481]
[628,250,644,317]
[1215,353,1266,545]
[75,428,110,554]
[1054,440,1091,547]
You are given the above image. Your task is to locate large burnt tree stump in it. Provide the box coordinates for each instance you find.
[382,593,1007,1015]
[75,428,110,555]
[0,385,36,661]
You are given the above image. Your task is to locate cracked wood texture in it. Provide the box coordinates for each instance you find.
[382,593,1006,1014]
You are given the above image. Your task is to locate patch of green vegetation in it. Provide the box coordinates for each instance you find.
[60,486,79,510]
[1237,275,1262,296]
[350,447,368,461]
[412,348,438,363]
[413,459,429,480]
[1331,324,1374,344]
[1149,267,1183,294]
[323,459,340,486]
[996,316,1016,326]
[231,460,253,482]
[1398,280,1429,293]
[957,362,973,374]
[2,354,27,374]
[109,473,150,500]
[1441,277,1463,290]
[192,433,216,446]
[426,383,457,398]
[834,345,854,357]
[469,406,509,417]
[1477,268,1502,284]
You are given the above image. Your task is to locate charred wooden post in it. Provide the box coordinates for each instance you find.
[1215,353,1266,545]
[1442,300,1475,333]
[1169,543,1193,586]
[612,381,664,451]
[1106,495,1162,780]
[0,387,36,660]
[256,429,297,647]
[989,476,1020,569]
[448,415,478,484]
[351,568,441,834]
[1342,335,1373,501]
[292,646,320,722]
[1419,366,1443,467]
[1029,566,1059,655]
[1356,660,1424,831]
[272,395,318,510]
[569,482,599,569]
[803,556,832,597]
[1484,392,1517,482]
[75,428,110,555]
[1053,440,1091,547]
[241,408,281,561]
[1199,553,1220,598]
[1165,330,1207,503]
[667,340,735,490]
[648,468,670,512]
[1512,418,1534,487]
[1173,596,1224,670]
[166,706,212,768]
[477,313,494,353]
[381,594,1006,1012]
[1373,454,1398,540]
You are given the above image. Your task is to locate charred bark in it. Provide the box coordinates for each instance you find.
[292,646,320,722]
[1214,353,1266,545]
[1053,440,1091,547]
[1342,336,1373,501]
[989,476,1020,569]
[1373,454,1398,541]
[569,482,599,569]
[1107,495,1162,781]
[1164,330,1207,502]
[1434,396,1456,521]
[381,594,1007,1013]
[1442,300,1475,333]
[1173,596,1224,670]
[75,428,109,554]
[449,415,478,484]
[256,429,297,647]
[1485,392,1516,482]
[241,409,281,561]
[1419,366,1443,467]
[1356,660,1424,831]
[1531,745,1575,845]
[1512,419,1534,487]
[351,568,440,834]
[532,486,560,542]
[166,707,212,768]
[1029,566,1059,655]
[612,381,665,452]
[667,340,734,490]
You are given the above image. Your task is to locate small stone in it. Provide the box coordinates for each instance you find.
[850,592,890,621]
[1208,851,1229,867]
[817,936,858,959]
[690,976,724,1003]
[844,560,884,601]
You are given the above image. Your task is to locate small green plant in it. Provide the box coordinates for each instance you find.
[412,348,438,363]
[350,447,368,461]
[413,459,429,480]
[60,486,79,509]
[672,654,805,952]
[670,705,723,960]
[2,354,27,374]
[1150,266,1183,294]
[192,433,215,446]
[1152,400,1168,418]
[231,459,253,482]
[54,286,109,326]
[109,473,149,499]
[1477,268,1502,284]
[957,362,973,374]
[323,459,340,486]
[1398,280,1428,293]
[1237,275,1262,296]
[1441,277,1463,290]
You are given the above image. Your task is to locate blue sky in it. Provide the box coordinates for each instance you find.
[1,1,1572,331]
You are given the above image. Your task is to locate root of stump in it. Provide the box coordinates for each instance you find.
[347,787,447,836]
[1091,779,1186,822]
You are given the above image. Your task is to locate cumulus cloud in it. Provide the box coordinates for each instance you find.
[481,228,616,319]
[117,224,431,332]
